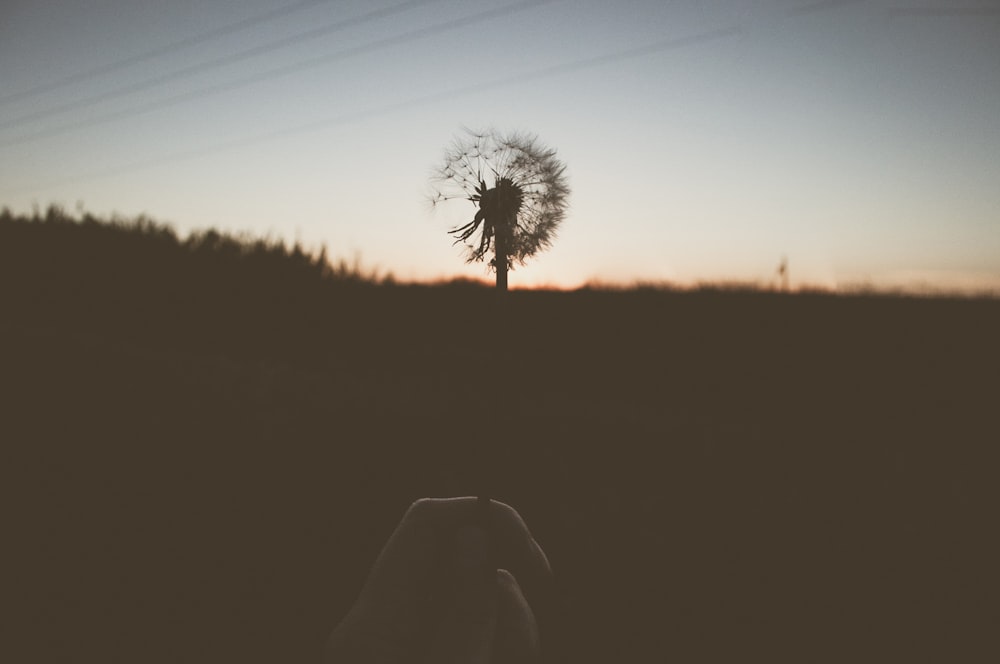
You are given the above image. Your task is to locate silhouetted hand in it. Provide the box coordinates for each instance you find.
[325,497,551,664]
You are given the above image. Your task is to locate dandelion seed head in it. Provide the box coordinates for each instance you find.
[429,128,569,269]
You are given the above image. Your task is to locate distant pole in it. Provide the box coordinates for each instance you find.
[778,256,789,292]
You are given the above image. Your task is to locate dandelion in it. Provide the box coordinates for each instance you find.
[430,128,570,290]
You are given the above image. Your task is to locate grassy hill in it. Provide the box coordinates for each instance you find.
[2,207,997,663]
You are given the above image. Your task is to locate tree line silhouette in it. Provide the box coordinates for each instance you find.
[0,205,411,360]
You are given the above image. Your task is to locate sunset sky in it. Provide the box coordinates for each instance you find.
[2,0,998,291]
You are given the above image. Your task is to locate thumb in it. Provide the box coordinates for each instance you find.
[426,525,497,664]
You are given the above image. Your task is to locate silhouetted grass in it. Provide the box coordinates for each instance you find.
[2,207,998,663]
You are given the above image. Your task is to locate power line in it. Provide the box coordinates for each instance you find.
[887,7,1000,18]
[3,24,741,196]
[0,0,559,148]
[0,0,339,106]
[789,1,1000,20]
[786,0,867,17]
[0,0,447,131]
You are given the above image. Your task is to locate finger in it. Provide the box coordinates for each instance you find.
[355,497,551,622]
[424,526,497,664]
[481,501,553,624]
[493,569,541,664]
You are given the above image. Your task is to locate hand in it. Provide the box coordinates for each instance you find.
[325,497,552,663]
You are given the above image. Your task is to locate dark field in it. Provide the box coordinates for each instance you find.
[2,210,998,663]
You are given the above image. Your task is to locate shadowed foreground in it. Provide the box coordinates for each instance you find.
[2,209,997,663]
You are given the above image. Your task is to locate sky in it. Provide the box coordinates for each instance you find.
[1,0,998,292]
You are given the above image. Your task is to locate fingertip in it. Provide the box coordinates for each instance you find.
[487,499,552,575]
[494,569,541,663]
[496,568,527,602]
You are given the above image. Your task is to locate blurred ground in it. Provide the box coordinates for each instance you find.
[2,211,998,662]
